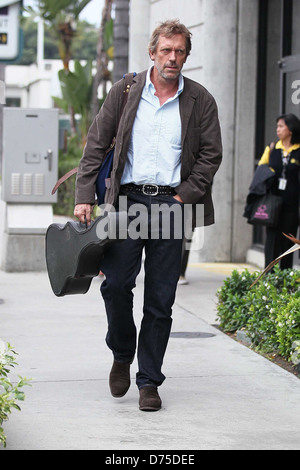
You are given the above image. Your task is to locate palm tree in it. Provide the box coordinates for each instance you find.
[26,0,93,133]
[28,0,93,71]
[53,60,94,145]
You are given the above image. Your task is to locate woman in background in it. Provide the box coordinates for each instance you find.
[258,114,300,268]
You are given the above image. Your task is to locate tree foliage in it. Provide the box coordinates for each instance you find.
[0,342,31,448]
[53,60,94,143]
[29,0,92,22]
[24,0,93,70]
[22,1,113,141]
[19,14,98,65]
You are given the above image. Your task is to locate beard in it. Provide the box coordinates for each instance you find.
[156,62,181,81]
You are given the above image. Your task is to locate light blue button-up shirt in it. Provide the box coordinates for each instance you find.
[121,67,184,187]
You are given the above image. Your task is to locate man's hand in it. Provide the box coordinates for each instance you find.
[74,204,93,225]
[173,194,183,203]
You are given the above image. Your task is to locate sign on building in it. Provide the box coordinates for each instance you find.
[0,0,22,61]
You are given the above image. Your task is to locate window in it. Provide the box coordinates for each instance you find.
[5,97,21,107]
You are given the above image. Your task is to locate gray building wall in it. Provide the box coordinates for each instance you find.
[128,0,259,263]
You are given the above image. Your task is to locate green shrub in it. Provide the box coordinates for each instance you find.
[246,280,284,352]
[216,266,300,359]
[276,296,300,360]
[0,341,31,448]
[216,269,258,332]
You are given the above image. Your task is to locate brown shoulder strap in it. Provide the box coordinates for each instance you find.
[269,142,275,150]
[51,166,79,195]
[119,72,135,124]
[51,72,136,195]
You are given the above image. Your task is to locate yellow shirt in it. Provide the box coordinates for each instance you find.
[258,140,300,165]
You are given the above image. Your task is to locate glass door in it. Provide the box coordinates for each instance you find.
[278,0,300,263]
[279,54,300,116]
[254,0,300,249]
[279,0,300,117]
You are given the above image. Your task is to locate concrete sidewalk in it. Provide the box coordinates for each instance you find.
[1,262,300,450]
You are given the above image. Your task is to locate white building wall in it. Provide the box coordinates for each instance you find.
[5,60,62,109]
[151,0,205,85]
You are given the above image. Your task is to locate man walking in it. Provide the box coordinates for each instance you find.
[74,20,222,411]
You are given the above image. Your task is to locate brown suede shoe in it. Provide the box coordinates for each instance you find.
[139,386,162,411]
[109,360,131,397]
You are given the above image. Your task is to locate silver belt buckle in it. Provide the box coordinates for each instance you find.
[142,184,159,196]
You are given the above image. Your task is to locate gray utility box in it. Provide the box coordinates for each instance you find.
[2,108,59,203]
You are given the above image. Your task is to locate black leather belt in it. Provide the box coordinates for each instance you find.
[121,183,176,196]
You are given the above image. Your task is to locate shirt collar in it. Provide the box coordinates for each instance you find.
[276,140,300,154]
[145,66,184,97]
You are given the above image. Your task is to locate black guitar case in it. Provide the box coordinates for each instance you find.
[45,212,128,297]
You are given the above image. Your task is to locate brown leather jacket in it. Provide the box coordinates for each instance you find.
[75,70,222,226]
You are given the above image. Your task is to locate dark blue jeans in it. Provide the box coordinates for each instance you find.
[100,190,184,389]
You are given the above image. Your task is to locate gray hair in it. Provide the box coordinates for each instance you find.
[148,19,192,57]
